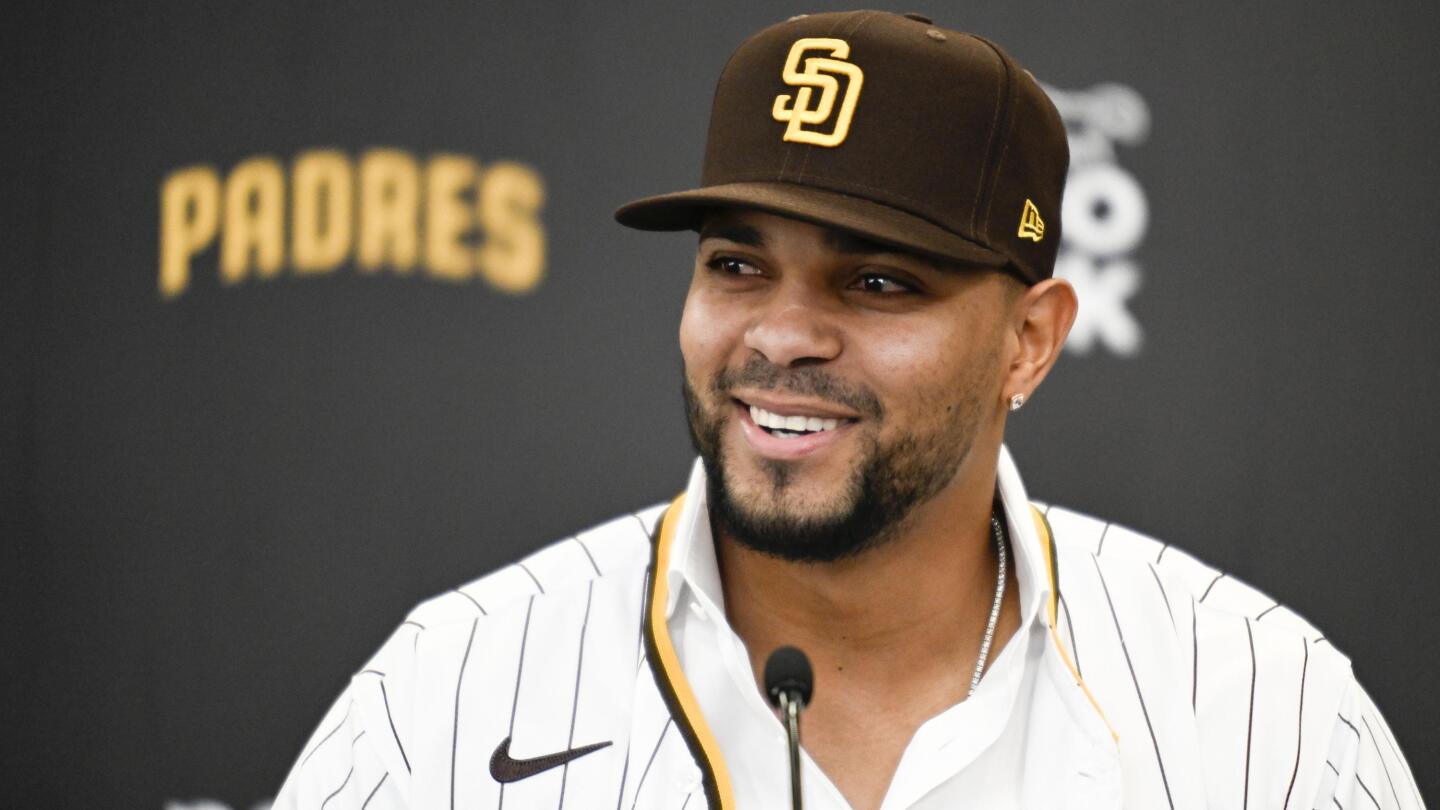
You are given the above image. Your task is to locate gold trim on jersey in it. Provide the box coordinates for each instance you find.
[1032,505,1119,743]
[644,495,737,810]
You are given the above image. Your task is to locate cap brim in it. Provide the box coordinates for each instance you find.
[615,182,1010,271]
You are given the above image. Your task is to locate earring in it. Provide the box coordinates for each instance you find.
[1008,393,1027,411]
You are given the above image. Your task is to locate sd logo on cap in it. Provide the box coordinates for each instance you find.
[771,38,865,147]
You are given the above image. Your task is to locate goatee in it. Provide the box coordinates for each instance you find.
[682,358,980,563]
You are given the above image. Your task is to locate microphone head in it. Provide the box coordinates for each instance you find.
[763,645,814,707]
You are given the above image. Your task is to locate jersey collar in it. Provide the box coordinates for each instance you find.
[660,445,1054,635]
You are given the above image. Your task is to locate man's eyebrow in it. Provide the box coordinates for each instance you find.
[698,222,764,247]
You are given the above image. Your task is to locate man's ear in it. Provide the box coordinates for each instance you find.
[1003,278,1078,407]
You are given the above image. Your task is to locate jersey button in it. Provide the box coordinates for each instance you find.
[675,764,702,794]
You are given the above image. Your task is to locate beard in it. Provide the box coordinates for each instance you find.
[683,356,985,563]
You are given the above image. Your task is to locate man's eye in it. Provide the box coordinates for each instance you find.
[707,256,761,276]
[853,273,914,294]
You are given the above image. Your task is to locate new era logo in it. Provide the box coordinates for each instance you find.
[772,38,865,147]
[1018,199,1045,242]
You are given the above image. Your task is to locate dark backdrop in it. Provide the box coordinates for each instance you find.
[3,1,1436,806]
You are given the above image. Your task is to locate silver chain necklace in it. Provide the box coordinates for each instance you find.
[967,512,1008,697]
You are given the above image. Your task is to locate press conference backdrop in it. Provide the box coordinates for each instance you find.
[3,0,1436,805]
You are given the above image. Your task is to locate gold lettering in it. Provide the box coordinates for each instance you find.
[423,154,477,281]
[357,149,420,273]
[291,150,353,274]
[477,161,546,294]
[221,156,286,285]
[160,148,547,299]
[158,165,220,299]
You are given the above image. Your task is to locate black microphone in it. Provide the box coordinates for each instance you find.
[764,646,814,810]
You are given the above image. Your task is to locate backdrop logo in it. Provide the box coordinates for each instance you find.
[1044,83,1150,356]
[159,148,546,300]
[772,38,865,147]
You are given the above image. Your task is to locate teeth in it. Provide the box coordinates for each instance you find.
[747,405,846,435]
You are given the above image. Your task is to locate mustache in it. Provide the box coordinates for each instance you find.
[710,356,884,420]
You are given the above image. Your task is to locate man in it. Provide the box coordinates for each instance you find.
[275,11,1422,809]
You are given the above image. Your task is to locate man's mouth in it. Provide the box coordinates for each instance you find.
[726,393,863,460]
[748,404,845,439]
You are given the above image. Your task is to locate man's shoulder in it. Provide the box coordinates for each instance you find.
[1037,501,1356,720]
[1031,504,1414,803]
[349,502,669,720]
[282,504,672,804]
[401,502,668,635]
[1039,501,1336,650]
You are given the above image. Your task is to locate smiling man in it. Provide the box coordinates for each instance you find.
[668,208,1067,809]
[275,11,1421,810]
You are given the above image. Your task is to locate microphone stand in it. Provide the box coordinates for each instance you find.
[778,689,805,810]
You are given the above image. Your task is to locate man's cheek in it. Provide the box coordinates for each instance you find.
[680,292,746,364]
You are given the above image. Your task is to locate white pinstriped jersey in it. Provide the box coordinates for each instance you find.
[273,450,1423,809]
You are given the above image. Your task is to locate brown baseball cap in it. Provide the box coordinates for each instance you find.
[615,10,1069,283]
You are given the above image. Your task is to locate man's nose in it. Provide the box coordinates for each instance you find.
[742,286,843,367]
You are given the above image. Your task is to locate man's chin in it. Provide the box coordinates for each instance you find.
[723,489,851,532]
[706,467,892,563]
[724,458,851,510]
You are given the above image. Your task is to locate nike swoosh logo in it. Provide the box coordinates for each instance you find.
[488,736,614,783]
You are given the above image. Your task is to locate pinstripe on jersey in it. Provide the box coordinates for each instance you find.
[273,453,1424,809]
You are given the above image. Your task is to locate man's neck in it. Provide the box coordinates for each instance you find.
[712,449,1022,810]
[715,457,1011,683]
